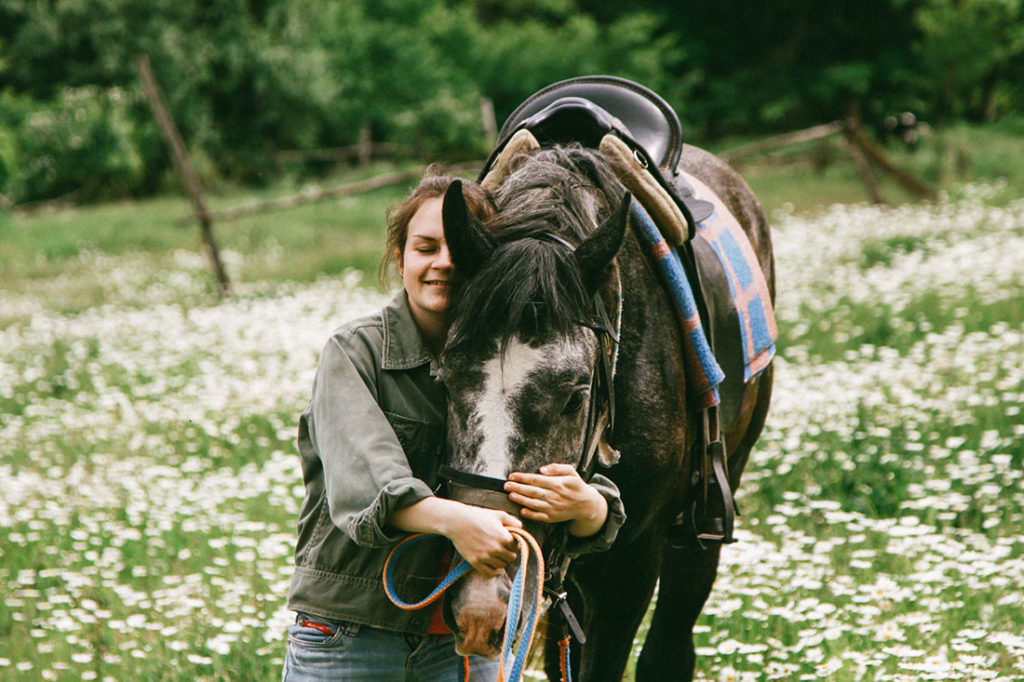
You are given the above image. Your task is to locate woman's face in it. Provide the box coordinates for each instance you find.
[398,196,453,337]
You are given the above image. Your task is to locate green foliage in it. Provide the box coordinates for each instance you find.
[1,0,1022,204]
[473,10,687,124]
[659,0,926,134]
[912,0,1024,121]
[4,86,144,203]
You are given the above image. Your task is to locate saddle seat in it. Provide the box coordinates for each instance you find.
[482,75,715,229]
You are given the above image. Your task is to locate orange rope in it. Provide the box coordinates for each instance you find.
[559,635,572,682]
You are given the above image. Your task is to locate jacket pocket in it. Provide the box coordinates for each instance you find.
[383,412,443,486]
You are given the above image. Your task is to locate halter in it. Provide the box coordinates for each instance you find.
[437,232,621,499]
[435,232,623,648]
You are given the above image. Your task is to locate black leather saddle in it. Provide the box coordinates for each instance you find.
[481,75,715,229]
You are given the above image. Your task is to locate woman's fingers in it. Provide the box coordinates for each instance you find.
[505,465,593,523]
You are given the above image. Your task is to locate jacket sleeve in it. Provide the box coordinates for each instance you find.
[563,472,626,557]
[306,329,434,548]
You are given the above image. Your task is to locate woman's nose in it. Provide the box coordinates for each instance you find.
[435,244,453,270]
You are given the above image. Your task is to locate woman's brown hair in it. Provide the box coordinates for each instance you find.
[378,166,495,288]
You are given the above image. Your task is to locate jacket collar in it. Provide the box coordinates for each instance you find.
[381,292,437,371]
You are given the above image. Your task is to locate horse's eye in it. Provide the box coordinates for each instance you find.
[562,387,587,415]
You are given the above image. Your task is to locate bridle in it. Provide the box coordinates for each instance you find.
[436,288,619,502]
[437,231,621,500]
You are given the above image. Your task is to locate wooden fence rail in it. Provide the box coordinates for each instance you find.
[179,161,484,225]
[720,117,935,204]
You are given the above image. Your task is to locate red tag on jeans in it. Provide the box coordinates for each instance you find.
[300,619,337,636]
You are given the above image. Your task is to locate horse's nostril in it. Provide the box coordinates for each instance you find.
[488,626,504,652]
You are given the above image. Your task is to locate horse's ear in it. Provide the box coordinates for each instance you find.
[575,191,631,293]
[443,180,496,279]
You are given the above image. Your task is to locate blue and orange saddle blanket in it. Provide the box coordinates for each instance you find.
[629,179,777,413]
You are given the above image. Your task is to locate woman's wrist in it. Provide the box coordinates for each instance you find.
[568,484,608,538]
[388,496,456,537]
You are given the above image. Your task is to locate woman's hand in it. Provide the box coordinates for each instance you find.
[388,497,521,577]
[443,505,522,577]
[505,463,608,538]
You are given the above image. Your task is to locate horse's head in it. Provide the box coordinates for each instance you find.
[436,147,628,657]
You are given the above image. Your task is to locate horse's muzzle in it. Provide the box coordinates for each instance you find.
[447,568,512,658]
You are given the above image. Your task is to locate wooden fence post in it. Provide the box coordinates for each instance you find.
[136,54,230,297]
[842,137,886,205]
[842,115,936,201]
[480,97,498,147]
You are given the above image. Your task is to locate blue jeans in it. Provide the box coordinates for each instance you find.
[283,614,500,681]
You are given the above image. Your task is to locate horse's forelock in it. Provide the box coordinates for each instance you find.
[446,146,623,357]
[493,147,621,240]
[446,237,589,356]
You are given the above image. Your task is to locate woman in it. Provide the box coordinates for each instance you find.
[283,171,625,681]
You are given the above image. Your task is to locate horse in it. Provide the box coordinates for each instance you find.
[436,88,775,680]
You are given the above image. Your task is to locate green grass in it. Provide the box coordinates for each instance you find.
[5,119,1021,319]
[0,162,424,317]
[713,115,1024,215]
[2,120,1023,680]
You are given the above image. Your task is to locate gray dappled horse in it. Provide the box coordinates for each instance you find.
[437,85,774,681]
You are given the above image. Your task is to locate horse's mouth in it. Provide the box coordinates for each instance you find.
[453,623,505,659]
[448,587,509,659]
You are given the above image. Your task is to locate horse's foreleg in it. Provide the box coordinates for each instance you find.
[563,537,662,681]
[635,542,722,682]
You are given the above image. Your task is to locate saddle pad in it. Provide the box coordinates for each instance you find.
[629,182,777,421]
[684,173,777,382]
[630,201,725,409]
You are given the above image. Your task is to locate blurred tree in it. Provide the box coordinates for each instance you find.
[463,7,686,128]
[1,86,143,203]
[633,0,922,136]
[912,0,1024,121]
[0,0,1020,204]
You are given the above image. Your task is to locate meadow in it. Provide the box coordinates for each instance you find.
[1,152,1023,679]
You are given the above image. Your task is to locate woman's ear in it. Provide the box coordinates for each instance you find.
[395,247,404,274]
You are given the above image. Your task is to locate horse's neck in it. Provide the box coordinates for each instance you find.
[616,234,688,389]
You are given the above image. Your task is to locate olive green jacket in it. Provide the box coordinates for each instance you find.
[286,292,625,633]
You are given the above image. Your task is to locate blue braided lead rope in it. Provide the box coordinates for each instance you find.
[383,533,472,610]
[382,529,546,682]
[498,529,544,682]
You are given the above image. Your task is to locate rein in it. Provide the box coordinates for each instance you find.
[382,529,545,682]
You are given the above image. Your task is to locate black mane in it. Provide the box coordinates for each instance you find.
[445,145,624,354]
